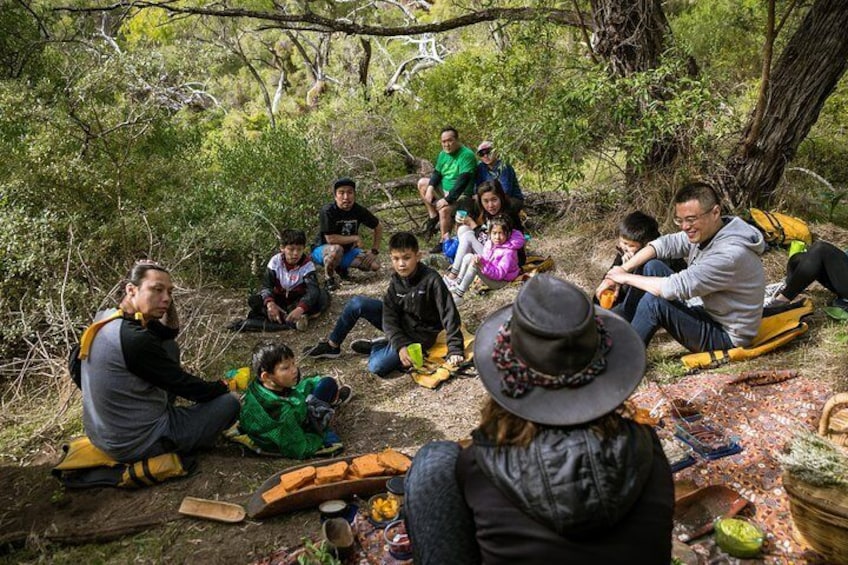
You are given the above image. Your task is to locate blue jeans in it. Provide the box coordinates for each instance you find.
[311,376,339,403]
[368,340,403,378]
[328,296,403,377]
[328,296,383,345]
[630,260,734,353]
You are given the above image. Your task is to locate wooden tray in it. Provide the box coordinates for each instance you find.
[178,497,246,523]
[673,485,749,542]
[247,454,405,519]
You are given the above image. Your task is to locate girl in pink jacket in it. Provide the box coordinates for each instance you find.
[446,215,524,305]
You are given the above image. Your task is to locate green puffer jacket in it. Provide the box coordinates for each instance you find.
[238,375,324,459]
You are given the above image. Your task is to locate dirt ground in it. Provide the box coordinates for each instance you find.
[1,218,846,564]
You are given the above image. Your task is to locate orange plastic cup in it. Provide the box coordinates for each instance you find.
[599,290,615,309]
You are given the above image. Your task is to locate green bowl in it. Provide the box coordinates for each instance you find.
[714,518,764,558]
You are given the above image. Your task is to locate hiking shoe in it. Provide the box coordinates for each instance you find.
[295,316,309,332]
[304,340,341,359]
[350,337,388,355]
[429,241,443,254]
[764,281,787,307]
[325,276,340,292]
[333,385,354,407]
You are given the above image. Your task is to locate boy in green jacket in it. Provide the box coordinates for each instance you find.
[238,342,352,459]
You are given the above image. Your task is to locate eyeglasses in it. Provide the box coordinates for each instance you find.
[477,149,492,157]
[672,206,716,227]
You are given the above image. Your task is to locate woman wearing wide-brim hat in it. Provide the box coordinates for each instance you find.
[404,275,674,565]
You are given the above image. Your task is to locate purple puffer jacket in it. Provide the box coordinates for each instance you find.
[479,229,525,282]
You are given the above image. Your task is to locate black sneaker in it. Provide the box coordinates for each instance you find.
[350,337,388,355]
[337,268,351,281]
[304,340,341,359]
[429,241,443,254]
[333,384,354,407]
[325,276,340,291]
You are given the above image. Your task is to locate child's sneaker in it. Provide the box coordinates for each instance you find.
[451,291,464,306]
[325,276,340,292]
[333,385,354,407]
[351,337,388,355]
[304,340,341,359]
[295,316,309,332]
[442,274,457,291]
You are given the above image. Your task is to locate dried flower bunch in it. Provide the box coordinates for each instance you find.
[779,431,848,488]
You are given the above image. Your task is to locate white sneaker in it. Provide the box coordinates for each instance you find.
[764,281,787,307]
[443,274,457,291]
[451,292,464,306]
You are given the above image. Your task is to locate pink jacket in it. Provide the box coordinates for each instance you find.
[479,229,525,281]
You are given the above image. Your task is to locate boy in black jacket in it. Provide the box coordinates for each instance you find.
[305,232,464,377]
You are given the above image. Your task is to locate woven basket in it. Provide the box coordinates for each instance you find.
[783,472,848,562]
[818,392,848,449]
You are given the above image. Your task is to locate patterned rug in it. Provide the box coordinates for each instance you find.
[631,373,833,563]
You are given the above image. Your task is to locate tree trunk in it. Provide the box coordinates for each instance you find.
[725,0,848,209]
[590,0,677,183]
[589,0,668,77]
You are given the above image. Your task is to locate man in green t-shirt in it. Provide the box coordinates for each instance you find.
[417,126,478,253]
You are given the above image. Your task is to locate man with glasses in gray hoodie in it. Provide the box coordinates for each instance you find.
[597,182,766,353]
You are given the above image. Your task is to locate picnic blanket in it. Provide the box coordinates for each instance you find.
[631,372,833,562]
[410,327,476,389]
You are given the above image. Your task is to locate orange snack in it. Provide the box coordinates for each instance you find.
[315,461,349,485]
[349,454,386,478]
[279,466,317,491]
[377,449,412,473]
[599,289,615,309]
[261,482,289,504]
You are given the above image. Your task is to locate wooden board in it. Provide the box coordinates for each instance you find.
[246,454,406,519]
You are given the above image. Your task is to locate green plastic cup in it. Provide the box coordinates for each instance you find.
[407,343,424,369]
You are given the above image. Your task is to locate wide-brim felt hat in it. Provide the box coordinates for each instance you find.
[474,274,646,426]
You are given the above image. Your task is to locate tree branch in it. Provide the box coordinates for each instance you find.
[55,3,584,36]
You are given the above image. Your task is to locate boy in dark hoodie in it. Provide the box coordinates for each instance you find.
[304,232,464,377]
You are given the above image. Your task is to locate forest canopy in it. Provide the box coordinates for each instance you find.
[1,0,847,356]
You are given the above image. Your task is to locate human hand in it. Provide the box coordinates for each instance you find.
[471,255,481,266]
[595,277,618,301]
[435,198,449,210]
[605,266,628,285]
[285,306,305,324]
[399,346,413,368]
[446,354,464,367]
[266,302,283,323]
[621,250,635,263]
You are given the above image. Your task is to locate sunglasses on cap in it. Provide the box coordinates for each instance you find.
[477,148,492,157]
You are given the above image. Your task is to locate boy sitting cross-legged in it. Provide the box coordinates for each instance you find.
[304,232,465,377]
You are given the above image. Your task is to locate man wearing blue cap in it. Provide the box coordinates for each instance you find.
[312,178,383,291]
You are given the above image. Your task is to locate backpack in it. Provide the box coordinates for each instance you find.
[749,208,812,247]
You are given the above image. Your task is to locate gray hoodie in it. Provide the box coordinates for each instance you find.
[650,216,765,346]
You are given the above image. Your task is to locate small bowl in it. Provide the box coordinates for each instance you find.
[318,499,352,523]
[714,517,764,558]
[384,519,412,560]
[367,493,400,527]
